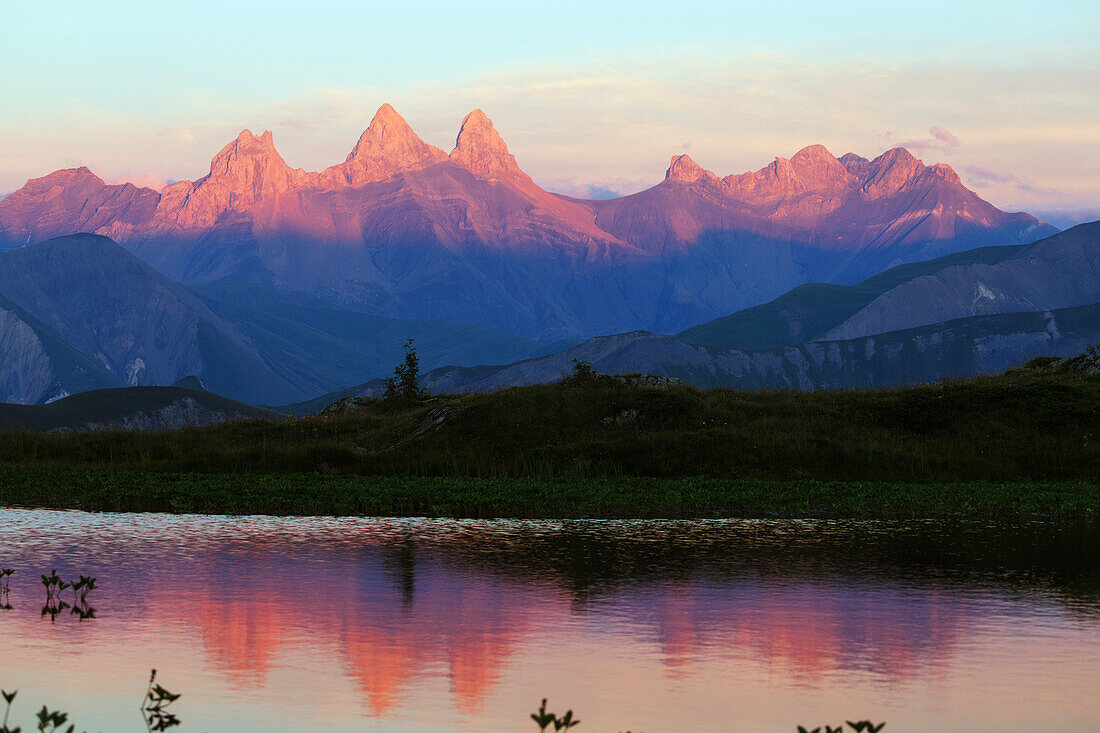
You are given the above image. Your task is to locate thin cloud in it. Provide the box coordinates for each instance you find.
[160,127,196,143]
[897,126,961,151]
[1031,208,1100,229]
[930,126,960,147]
[964,165,1015,185]
[964,165,1058,196]
[267,90,366,131]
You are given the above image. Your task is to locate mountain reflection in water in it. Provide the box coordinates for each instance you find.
[0,512,1097,732]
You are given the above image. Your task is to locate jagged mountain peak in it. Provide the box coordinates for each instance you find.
[718,146,851,199]
[23,166,105,190]
[348,104,443,162]
[838,152,871,177]
[450,109,526,180]
[869,146,922,176]
[458,108,492,132]
[790,144,836,164]
[665,154,719,185]
[350,104,414,156]
[860,147,930,199]
[334,104,447,185]
[787,144,852,188]
[158,128,301,228]
[928,162,961,184]
[213,129,283,166]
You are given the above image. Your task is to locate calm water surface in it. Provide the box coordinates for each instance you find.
[0,510,1097,732]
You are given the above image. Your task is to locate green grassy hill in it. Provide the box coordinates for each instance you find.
[1,361,1096,517]
[2,367,1097,482]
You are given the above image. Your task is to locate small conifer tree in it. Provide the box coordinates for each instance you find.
[383,339,426,401]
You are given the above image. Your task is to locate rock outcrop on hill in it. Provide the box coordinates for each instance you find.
[0,386,275,432]
[415,303,1100,395]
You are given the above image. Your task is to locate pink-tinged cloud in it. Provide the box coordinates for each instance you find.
[894,126,961,151]
[929,126,960,147]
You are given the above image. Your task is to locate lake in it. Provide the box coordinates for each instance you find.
[0,510,1097,732]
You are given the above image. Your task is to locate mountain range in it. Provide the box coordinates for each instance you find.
[0,105,1093,410]
[0,105,1055,341]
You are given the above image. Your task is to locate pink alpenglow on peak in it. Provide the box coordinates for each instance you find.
[666,155,720,186]
[721,145,854,200]
[324,104,448,187]
[786,145,854,190]
[0,167,159,247]
[449,110,528,181]
[658,144,964,205]
[928,163,961,185]
[156,129,307,229]
[859,147,926,200]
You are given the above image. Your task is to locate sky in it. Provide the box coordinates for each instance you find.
[2,0,1098,223]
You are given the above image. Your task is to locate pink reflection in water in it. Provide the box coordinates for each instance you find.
[0,512,1096,732]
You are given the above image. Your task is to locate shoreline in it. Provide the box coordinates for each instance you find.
[1,469,1095,519]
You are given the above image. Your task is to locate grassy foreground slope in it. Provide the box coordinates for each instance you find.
[0,367,1097,516]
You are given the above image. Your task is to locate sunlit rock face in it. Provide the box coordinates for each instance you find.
[0,106,1056,340]
[0,167,160,248]
[449,109,527,181]
[154,130,309,230]
[321,103,450,188]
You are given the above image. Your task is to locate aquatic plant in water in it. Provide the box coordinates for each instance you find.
[530,699,580,731]
[38,572,97,622]
[33,705,81,733]
[140,670,181,732]
[0,570,12,611]
[0,671,178,733]
[1,689,16,733]
[39,571,68,622]
[529,700,886,732]
[68,577,97,621]
[0,689,86,733]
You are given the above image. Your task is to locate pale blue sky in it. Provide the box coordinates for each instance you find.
[2,1,1098,217]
